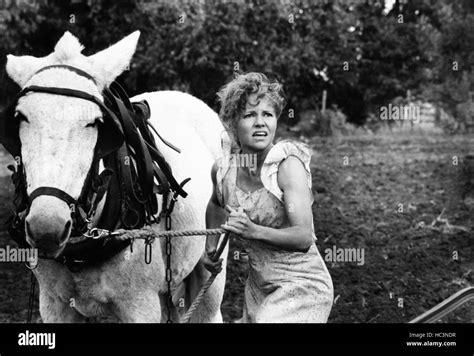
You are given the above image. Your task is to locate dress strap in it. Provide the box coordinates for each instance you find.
[260,139,313,203]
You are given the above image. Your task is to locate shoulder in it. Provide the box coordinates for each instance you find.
[260,140,314,201]
[278,155,307,174]
[264,139,313,167]
[264,139,313,179]
[277,156,310,190]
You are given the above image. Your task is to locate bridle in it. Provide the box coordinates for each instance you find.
[1,64,190,268]
[5,64,126,238]
[15,65,123,219]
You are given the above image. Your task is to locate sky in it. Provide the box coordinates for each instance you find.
[384,0,396,14]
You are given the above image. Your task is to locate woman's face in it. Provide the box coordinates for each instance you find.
[236,94,277,152]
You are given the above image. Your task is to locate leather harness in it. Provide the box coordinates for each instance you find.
[0,65,190,271]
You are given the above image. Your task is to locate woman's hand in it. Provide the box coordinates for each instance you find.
[200,249,223,274]
[221,205,259,240]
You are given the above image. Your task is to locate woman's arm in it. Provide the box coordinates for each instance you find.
[222,156,314,252]
[205,161,228,252]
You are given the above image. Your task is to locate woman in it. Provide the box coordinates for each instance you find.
[202,72,333,323]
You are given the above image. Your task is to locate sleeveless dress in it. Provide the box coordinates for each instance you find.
[216,139,334,323]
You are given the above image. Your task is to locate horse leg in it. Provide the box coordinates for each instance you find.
[38,289,86,323]
[112,290,162,323]
[33,265,86,323]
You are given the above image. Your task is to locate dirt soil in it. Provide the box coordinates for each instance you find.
[222,132,474,323]
[0,132,473,323]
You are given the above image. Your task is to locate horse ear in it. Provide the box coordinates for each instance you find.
[88,31,140,88]
[6,54,52,88]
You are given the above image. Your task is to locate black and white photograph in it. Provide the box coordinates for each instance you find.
[0,0,473,352]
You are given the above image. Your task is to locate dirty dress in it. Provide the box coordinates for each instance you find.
[216,139,334,323]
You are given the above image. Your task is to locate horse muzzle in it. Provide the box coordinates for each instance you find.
[25,205,72,259]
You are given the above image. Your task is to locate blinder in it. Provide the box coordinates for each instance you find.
[0,99,22,158]
[0,85,124,160]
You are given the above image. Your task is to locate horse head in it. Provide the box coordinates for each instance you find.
[4,31,140,258]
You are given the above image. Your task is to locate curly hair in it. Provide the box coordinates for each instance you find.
[217,72,287,147]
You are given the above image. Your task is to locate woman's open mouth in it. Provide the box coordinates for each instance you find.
[252,131,268,137]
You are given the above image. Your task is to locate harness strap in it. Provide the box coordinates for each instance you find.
[89,168,114,217]
[133,100,182,153]
[27,272,36,324]
[106,83,186,198]
[29,186,76,206]
[112,93,154,201]
[147,120,182,154]
[116,145,142,229]
[153,165,169,194]
[18,85,188,198]
[28,186,91,234]
[33,65,98,85]
[20,86,101,106]
[146,142,187,198]
[105,86,175,201]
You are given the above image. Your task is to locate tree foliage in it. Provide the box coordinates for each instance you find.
[0,0,471,127]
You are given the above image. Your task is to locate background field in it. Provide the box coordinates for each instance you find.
[223,130,474,323]
[1,129,472,323]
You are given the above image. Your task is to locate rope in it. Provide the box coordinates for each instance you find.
[115,227,226,240]
[113,226,230,323]
[182,274,219,323]
[181,232,230,323]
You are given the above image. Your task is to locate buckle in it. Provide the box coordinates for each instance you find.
[82,228,119,239]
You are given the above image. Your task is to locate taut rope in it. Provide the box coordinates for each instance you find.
[114,226,226,240]
[114,226,229,323]
[181,232,230,323]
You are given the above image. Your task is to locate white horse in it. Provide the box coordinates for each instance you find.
[5,31,228,322]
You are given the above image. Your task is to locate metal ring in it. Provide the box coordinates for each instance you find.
[166,269,172,282]
[125,208,140,229]
[130,237,134,253]
[144,241,152,264]
[166,241,172,255]
[25,260,38,270]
